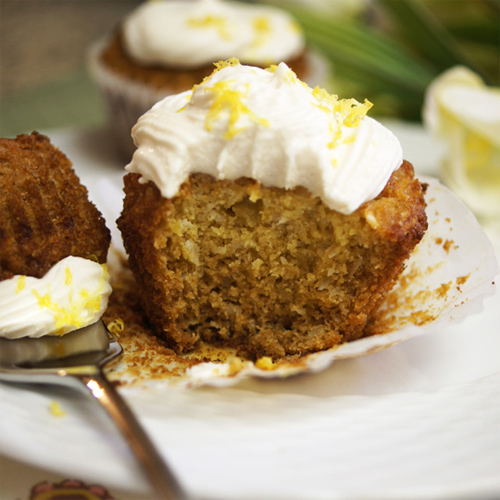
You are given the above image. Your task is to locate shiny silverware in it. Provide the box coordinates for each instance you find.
[0,320,187,500]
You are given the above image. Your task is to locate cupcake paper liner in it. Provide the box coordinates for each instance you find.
[87,39,176,161]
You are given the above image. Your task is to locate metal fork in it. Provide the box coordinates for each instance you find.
[0,320,187,500]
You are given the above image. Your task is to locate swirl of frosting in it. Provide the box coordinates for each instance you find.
[122,0,305,68]
[127,60,403,214]
[0,256,112,339]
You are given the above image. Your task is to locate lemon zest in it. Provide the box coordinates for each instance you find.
[107,318,125,337]
[213,57,240,72]
[49,401,67,418]
[312,86,338,107]
[31,264,109,333]
[255,356,275,370]
[252,16,271,49]
[178,58,241,114]
[16,276,26,294]
[65,267,72,286]
[335,98,373,128]
[311,87,372,156]
[205,81,270,139]
[187,15,230,40]
[32,289,86,332]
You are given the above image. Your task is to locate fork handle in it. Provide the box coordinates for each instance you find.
[76,370,187,500]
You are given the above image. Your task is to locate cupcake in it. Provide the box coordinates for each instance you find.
[117,60,428,359]
[88,0,327,159]
[0,132,112,339]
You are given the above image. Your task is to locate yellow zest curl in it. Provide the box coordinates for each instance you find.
[16,276,26,294]
[335,98,373,127]
[187,15,230,40]
[107,318,125,337]
[205,81,270,139]
[32,264,109,335]
[65,267,72,286]
[213,58,240,72]
[49,401,67,418]
[252,16,271,49]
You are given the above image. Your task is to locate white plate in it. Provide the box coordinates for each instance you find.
[1,125,499,500]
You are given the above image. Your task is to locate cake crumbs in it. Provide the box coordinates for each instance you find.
[442,239,456,253]
[255,356,275,370]
[103,248,451,385]
[436,282,452,298]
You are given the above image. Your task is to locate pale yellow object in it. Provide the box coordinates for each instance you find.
[255,356,275,370]
[107,318,125,337]
[423,66,500,218]
[49,401,67,418]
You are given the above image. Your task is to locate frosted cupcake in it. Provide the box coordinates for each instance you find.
[88,0,326,159]
[117,60,427,359]
[0,132,112,339]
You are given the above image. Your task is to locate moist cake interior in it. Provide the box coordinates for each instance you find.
[118,161,427,360]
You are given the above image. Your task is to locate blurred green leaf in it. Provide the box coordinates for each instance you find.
[283,0,498,121]
[448,20,500,47]
[286,5,438,119]
[378,0,485,75]
[291,9,435,83]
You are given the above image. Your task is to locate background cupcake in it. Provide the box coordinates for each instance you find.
[88,0,328,159]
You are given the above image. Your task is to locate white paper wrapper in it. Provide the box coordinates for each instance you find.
[87,39,329,161]
[106,176,498,389]
[87,39,175,161]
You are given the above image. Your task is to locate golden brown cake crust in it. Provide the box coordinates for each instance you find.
[0,132,111,281]
[118,161,427,359]
[100,31,310,93]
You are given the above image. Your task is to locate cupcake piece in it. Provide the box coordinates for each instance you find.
[117,61,427,359]
[88,0,325,159]
[0,132,112,339]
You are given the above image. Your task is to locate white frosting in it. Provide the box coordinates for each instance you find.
[127,61,403,214]
[0,256,112,339]
[122,0,304,68]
